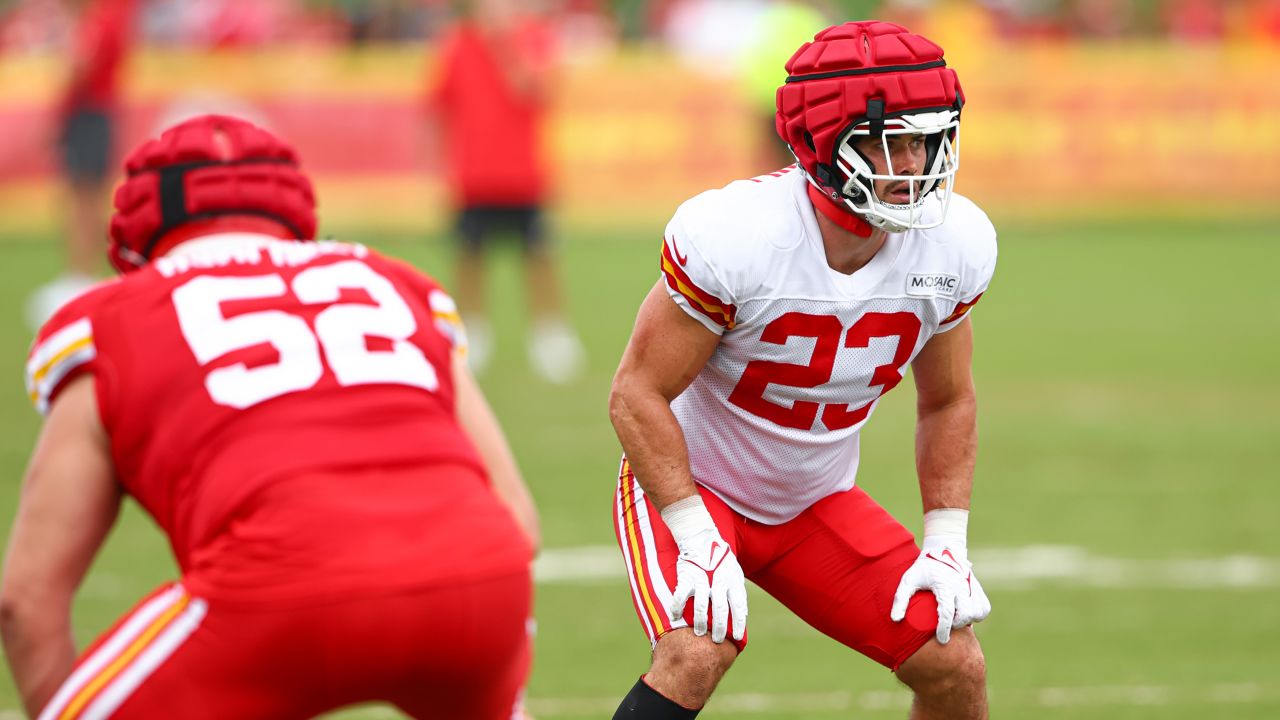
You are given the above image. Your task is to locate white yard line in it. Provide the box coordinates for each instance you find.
[524,681,1279,717]
[78,545,1280,600]
[534,544,1280,589]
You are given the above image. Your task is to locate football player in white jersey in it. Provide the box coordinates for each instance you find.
[609,21,995,720]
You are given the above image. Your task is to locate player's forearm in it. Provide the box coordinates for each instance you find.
[476,430,541,553]
[608,381,699,511]
[0,597,75,717]
[453,356,540,551]
[914,392,977,512]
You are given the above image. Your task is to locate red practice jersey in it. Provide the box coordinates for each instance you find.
[25,234,531,604]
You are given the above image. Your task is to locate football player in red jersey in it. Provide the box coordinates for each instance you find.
[424,0,586,382]
[1,114,538,720]
[609,22,992,719]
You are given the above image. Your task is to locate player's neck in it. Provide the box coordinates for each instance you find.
[815,213,887,275]
[807,186,887,275]
[151,216,295,260]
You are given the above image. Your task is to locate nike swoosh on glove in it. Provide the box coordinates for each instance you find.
[890,536,991,644]
[668,528,748,643]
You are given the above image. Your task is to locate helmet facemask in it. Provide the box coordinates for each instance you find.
[832,108,960,233]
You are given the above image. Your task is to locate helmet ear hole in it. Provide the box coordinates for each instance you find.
[841,174,867,204]
[835,145,875,205]
[803,131,816,152]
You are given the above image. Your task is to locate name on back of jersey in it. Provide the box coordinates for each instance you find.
[155,240,368,278]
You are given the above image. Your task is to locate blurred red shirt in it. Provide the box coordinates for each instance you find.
[62,0,137,114]
[427,17,556,206]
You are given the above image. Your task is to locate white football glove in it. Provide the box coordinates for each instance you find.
[662,496,748,644]
[890,509,991,645]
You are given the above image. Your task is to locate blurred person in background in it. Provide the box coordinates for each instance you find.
[340,0,433,44]
[25,0,137,331]
[609,21,993,719]
[739,0,832,169]
[424,0,586,384]
[1,114,537,720]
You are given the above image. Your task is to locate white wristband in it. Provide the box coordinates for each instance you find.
[661,495,718,548]
[923,508,969,542]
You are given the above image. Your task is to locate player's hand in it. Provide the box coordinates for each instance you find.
[668,527,748,643]
[890,536,991,644]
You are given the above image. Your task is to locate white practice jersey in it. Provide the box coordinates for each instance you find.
[660,166,997,524]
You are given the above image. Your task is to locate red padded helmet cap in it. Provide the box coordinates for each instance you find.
[775,21,964,196]
[108,114,317,273]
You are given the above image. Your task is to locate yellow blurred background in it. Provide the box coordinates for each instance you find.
[3,0,1280,236]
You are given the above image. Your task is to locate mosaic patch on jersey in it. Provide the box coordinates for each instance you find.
[660,239,737,330]
[905,272,960,298]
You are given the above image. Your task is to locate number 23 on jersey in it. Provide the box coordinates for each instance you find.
[728,311,921,431]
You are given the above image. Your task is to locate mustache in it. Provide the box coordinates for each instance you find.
[884,179,924,195]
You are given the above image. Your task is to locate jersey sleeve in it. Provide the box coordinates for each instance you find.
[25,297,101,416]
[379,253,468,357]
[936,199,998,333]
[659,207,740,335]
[427,287,468,357]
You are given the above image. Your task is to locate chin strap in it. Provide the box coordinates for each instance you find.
[806,183,874,238]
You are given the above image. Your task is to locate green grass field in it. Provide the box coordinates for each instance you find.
[0,212,1278,719]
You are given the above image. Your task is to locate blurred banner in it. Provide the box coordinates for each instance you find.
[2,41,1278,233]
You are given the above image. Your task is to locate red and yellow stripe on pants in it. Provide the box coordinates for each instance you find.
[39,583,207,720]
[612,457,683,647]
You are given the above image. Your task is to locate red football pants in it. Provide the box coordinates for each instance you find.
[614,458,938,670]
[39,571,531,720]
